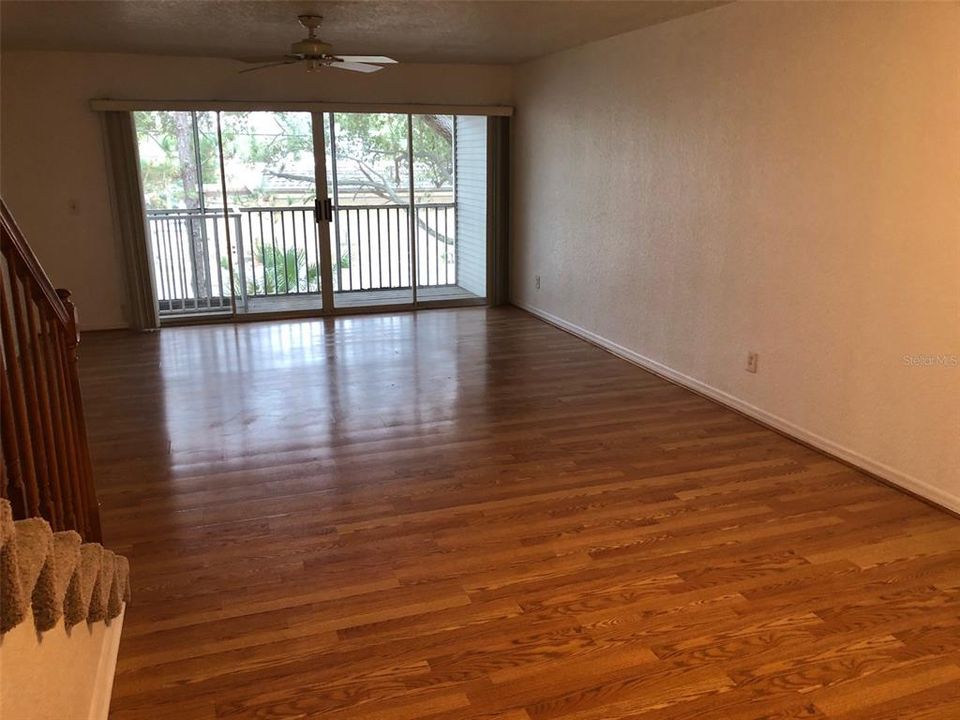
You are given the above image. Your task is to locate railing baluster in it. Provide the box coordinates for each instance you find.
[159,218,171,308]
[170,217,181,309]
[211,214,224,305]
[57,289,101,542]
[420,207,425,289]
[0,264,39,517]
[51,323,86,538]
[257,211,266,295]
[376,208,384,290]
[383,209,391,289]
[233,214,246,309]
[247,211,256,299]
[268,211,278,295]
[0,361,26,514]
[397,207,404,287]
[172,218,185,311]
[446,205,452,285]
[153,219,165,306]
[291,210,301,294]
[353,209,360,291]
[346,210,354,291]
[11,273,54,523]
[201,213,213,310]
[440,206,446,285]
[301,210,312,293]
[163,219,176,311]
[335,208,343,293]
[279,209,290,294]
[26,294,66,529]
[40,311,76,530]
[188,216,202,311]
[425,207,431,288]
[365,207,372,290]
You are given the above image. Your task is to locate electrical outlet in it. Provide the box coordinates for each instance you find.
[746,352,759,374]
[535,275,541,290]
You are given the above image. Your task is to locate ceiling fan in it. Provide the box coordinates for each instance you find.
[236,15,397,74]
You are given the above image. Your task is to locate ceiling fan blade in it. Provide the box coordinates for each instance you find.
[338,56,398,64]
[238,60,299,74]
[330,61,383,74]
[235,55,292,64]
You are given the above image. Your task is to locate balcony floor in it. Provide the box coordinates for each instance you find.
[245,284,483,313]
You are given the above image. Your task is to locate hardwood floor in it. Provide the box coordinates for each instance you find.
[79,307,960,720]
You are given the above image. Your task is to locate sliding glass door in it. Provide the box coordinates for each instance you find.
[134,110,233,317]
[412,114,460,302]
[133,109,489,322]
[219,111,323,315]
[327,113,413,309]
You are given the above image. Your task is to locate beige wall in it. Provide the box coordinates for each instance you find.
[0,51,512,329]
[0,609,125,720]
[511,2,960,508]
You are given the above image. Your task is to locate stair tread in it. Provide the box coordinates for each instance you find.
[0,499,130,634]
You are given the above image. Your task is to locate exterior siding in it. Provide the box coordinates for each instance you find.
[455,116,487,297]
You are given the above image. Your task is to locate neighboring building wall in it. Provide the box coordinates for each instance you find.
[0,51,512,329]
[511,2,960,508]
[455,116,488,297]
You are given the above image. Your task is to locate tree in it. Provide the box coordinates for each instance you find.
[270,114,455,249]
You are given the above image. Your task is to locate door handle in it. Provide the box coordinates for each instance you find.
[314,198,334,223]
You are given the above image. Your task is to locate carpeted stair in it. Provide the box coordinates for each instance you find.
[0,499,130,634]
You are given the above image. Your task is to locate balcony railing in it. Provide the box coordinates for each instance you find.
[145,204,457,315]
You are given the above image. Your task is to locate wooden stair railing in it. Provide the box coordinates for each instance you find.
[0,199,102,542]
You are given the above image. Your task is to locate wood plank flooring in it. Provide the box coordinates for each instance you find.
[79,307,960,720]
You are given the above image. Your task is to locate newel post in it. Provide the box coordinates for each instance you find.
[55,288,102,542]
[56,289,80,360]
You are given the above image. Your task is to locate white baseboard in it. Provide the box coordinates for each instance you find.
[514,301,960,516]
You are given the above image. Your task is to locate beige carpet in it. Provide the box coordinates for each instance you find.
[0,499,129,634]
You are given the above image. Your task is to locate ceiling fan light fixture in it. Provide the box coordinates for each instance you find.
[235,14,398,75]
[290,39,332,56]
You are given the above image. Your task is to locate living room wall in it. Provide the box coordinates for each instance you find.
[511,2,960,507]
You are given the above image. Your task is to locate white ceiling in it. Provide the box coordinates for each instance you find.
[0,1,726,65]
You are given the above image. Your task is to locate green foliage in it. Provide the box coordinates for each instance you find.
[222,245,319,296]
[134,111,315,210]
[135,110,453,211]
[253,245,318,295]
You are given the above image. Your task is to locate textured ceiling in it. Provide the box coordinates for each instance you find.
[0,1,726,65]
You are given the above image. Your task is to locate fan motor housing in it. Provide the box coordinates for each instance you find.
[291,39,332,56]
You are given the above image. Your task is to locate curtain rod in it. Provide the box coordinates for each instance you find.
[89,98,513,117]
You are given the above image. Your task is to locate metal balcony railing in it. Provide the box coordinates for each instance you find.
[145,203,457,316]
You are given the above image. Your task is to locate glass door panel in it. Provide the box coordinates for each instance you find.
[134,110,232,319]
[218,111,322,315]
[327,112,413,309]
[412,114,458,303]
